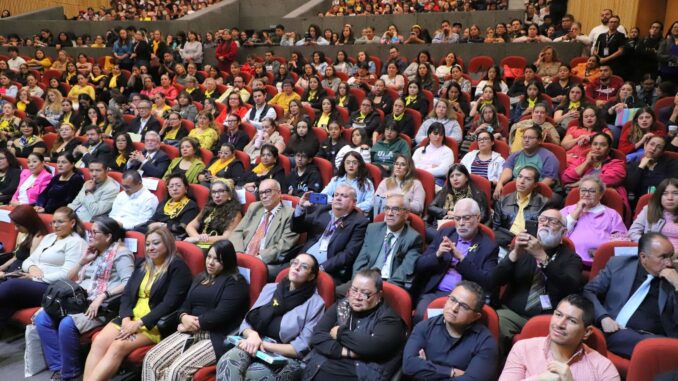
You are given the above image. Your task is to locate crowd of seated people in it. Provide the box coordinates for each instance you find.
[1,4,678,381]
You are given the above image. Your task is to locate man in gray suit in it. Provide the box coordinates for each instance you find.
[230,179,299,268]
[347,195,423,293]
[583,232,678,358]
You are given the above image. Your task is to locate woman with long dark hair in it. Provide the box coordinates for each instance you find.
[143,239,249,381]
[322,151,375,213]
[34,152,84,213]
[0,205,48,278]
[0,147,21,204]
[629,178,678,245]
[185,180,242,249]
[110,132,134,172]
[139,173,199,239]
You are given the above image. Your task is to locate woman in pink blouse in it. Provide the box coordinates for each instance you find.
[10,152,53,206]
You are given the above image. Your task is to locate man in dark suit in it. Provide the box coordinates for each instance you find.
[583,232,678,358]
[350,195,423,292]
[413,198,499,323]
[126,99,161,140]
[491,208,583,350]
[292,184,369,283]
[73,125,114,169]
[126,131,170,178]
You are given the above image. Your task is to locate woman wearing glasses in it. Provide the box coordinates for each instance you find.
[185,179,242,249]
[159,111,189,147]
[216,253,325,381]
[164,137,206,184]
[34,216,134,381]
[460,130,506,185]
[0,207,87,331]
[559,175,627,266]
[240,144,287,194]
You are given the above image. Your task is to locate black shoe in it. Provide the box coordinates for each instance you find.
[50,371,62,381]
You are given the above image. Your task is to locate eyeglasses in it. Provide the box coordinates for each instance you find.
[451,215,478,222]
[88,229,104,236]
[538,216,563,227]
[447,295,474,312]
[226,119,239,123]
[384,205,407,214]
[211,188,228,194]
[350,286,377,299]
[290,258,311,271]
[477,137,491,142]
[579,188,598,195]
[522,135,539,141]
[259,189,279,197]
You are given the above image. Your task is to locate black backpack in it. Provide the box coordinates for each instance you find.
[41,279,88,320]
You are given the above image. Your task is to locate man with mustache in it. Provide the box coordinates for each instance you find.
[491,209,583,351]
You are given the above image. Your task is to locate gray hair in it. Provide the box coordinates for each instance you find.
[145,130,161,140]
[337,183,357,201]
[580,174,606,194]
[386,194,410,210]
[260,178,281,191]
[454,198,480,215]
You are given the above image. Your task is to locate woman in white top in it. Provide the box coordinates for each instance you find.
[412,122,454,185]
[380,62,406,95]
[335,127,371,168]
[474,65,509,98]
[460,130,506,185]
[374,154,426,215]
[0,206,87,330]
[415,98,462,144]
[180,31,203,66]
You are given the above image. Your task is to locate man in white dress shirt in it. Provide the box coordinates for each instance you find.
[108,170,159,229]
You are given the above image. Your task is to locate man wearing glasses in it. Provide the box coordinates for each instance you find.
[126,99,161,141]
[413,198,498,323]
[230,179,298,272]
[584,232,678,358]
[491,208,583,352]
[403,281,498,381]
[292,184,369,283]
[126,130,170,178]
[303,269,407,381]
[349,195,423,294]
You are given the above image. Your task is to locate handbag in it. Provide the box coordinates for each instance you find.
[41,279,88,320]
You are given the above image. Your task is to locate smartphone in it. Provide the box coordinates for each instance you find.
[525,220,538,237]
[309,193,328,205]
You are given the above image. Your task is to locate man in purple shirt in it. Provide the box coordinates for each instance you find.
[413,198,499,323]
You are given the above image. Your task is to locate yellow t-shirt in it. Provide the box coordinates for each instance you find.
[130,270,162,343]
[188,127,219,150]
[67,85,95,101]
[268,92,301,113]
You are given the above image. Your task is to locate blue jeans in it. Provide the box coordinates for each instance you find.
[34,310,82,378]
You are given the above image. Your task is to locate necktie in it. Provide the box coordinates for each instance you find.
[382,233,394,261]
[525,267,546,313]
[616,274,654,328]
[246,211,270,257]
[321,215,341,240]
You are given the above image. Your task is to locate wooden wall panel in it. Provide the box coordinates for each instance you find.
[567,0,639,36]
[666,0,678,32]
[2,0,109,19]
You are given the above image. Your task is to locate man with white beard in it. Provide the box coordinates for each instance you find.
[490,209,583,352]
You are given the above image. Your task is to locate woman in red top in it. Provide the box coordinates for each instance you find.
[618,107,666,156]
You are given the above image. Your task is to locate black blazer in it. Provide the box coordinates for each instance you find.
[402,94,429,116]
[415,227,498,297]
[177,273,250,357]
[368,91,394,116]
[119,258,192,333]
[491,243,582,317]
[127,149,171,178]
[0,167,20,203]
[292,205,369,280]
[127,116,162,139]
[210,158,245,184]
[348,110,382,137]
[217,129,250,152]
[80,141,115,169]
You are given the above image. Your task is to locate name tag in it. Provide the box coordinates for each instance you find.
[540,295,553,310]
[603,47,609,56]
[319,238,330,252]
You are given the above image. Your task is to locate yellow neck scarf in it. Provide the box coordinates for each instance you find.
[109,74,119,89]
[116,153,127,166]
[338,95,347,107]
[152,40,160,54]
[569,101,580,110]
[405,95,416,105]
[163,195,190,219]
[164,126,181,140]
[527,98,536,108]
[208,156,235,176]
[392,112,404,121]
[252,162,274,175]
[308,90,317,101]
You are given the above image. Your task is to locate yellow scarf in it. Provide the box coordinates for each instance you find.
[208,156,235,176]
[152,40,160,54]
[405,95,416,105]
[357,112,367,122]
[338,95,347,107]
[252,162,273,175]
[163,195,190,219]
[104,124,113,136]
[480,99,492,106]
[527,98,536,109]
[109,74,119,89]
[116,153,127,166]
[569,101,580,110]
[90,74,105,83]
[392,112,404,121]
[16,102,27,112]
[164,126,181,140]
[308,90,317,101]
[205,89,214,98]
[66,71,76,83]
[186,87,195,94]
